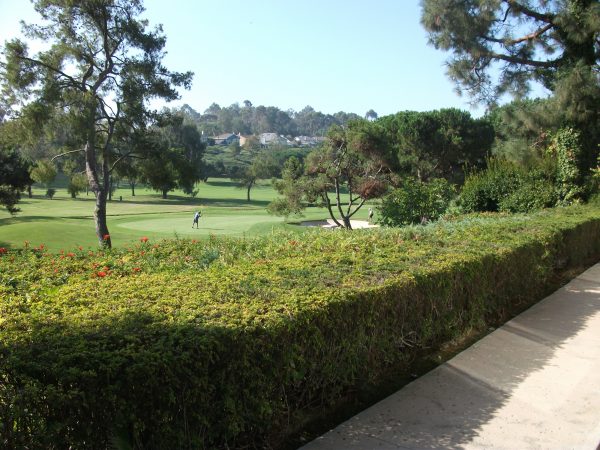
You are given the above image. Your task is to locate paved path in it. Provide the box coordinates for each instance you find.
[302,263,600,450]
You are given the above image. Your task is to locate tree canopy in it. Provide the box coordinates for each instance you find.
[421,0,599,103]
[0,146,32,214]
[421,0,599,182]
[1,0,192,247]
[138,115,205,199]
[269,120,391,229]
[377,108,494,183]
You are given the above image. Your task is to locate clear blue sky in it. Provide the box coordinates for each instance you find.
[0,0,507,117]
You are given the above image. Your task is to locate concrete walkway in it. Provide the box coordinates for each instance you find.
[302,263,600,450]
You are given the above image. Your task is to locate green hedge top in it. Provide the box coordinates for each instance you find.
[1,205,599,338]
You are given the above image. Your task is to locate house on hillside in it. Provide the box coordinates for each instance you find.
[212,133,240,146]
[200,131,210,144]
[294,136,326,147]
[259,133,293,147]
[237,133,249,147]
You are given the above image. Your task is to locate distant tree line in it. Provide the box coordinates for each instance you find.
[176,102,367,137]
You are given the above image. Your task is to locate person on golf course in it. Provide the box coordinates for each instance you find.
[192,211,201,228]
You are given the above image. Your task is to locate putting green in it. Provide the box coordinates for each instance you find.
[116,214,283,236]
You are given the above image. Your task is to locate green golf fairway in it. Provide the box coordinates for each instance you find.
[0,179,367,251]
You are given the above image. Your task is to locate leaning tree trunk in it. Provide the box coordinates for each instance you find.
[323,193,345,228]
[333,179,352,229]
[94,189,110,245]
[84,129,111,248]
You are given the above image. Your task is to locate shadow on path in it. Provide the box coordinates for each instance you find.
[303,265,600,449]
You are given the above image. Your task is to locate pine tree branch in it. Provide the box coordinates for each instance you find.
[14,54,81,90]
[347,198,366,219]
[504,0,555,23]
[50,149,85,161]
[506,23,553,45]
[483,23,553,45]
[490,51,559,67]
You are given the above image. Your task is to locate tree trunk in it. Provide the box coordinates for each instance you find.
[94,189,110,246]
[247,184,251,202]
[27,185,32,198]
[131,182,135,196]
[342,215,352,230]
[84,118,111,248]
[323,193,344,228]
[162,189,167,199]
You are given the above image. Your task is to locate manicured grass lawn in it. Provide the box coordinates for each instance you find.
[0,178,368,251]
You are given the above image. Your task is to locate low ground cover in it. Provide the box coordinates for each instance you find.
[1,204,599,448]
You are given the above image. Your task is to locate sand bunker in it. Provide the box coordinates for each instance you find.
[300,219,379,229]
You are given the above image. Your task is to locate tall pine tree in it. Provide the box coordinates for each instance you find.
[1,0,192,247]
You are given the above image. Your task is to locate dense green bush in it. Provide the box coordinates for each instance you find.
[459,159,522,212]
[1,205,599,449]
[547,127,585,203]
[66,173,88,198]
[498,177,558,213]
[459,159,557,213]
[378,178,455,226]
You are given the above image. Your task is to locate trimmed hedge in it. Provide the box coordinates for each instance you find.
[1,205,599,448]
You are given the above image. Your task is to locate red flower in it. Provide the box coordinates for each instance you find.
[0,247,7,255]
[67,252,75,257]
[78,246,83,251]
[103,234,110,241]
[97,271,107,277]
[140,236,149,243]
[132,267,141,272]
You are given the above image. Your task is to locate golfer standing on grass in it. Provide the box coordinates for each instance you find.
[192,211,201,228]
